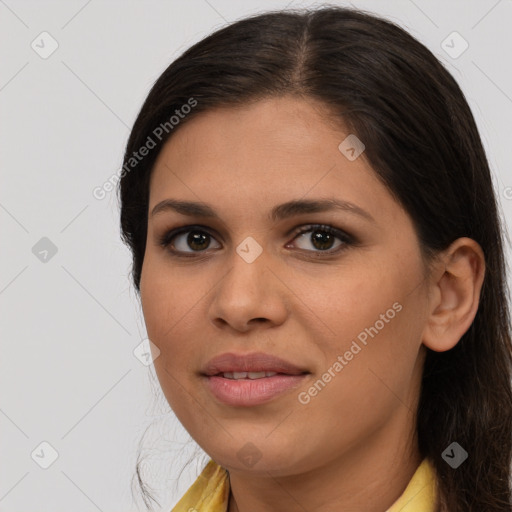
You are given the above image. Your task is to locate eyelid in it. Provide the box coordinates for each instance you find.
[157,223,356,256]
[289,223,353,243]
[157,224,221,247]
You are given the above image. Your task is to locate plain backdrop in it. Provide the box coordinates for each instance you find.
[1,1,511,511]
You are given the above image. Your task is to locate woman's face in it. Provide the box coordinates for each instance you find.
[140,96,431,475]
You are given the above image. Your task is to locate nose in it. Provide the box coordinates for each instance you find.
[207,247,289,333]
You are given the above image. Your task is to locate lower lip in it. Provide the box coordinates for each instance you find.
[204,374,309,406]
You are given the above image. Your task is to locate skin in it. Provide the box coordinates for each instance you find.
[139,96,485,512]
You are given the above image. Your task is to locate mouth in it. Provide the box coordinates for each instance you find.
[212,370,305,380]
[201,351,309,378]
[200,351,311,406]
[203,372,310,407]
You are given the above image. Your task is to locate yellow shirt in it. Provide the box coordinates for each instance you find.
[170,457,437,511]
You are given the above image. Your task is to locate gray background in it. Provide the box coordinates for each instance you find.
[1,1,511,511]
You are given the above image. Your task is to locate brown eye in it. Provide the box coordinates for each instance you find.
[184,231,211,251]
[288,224,352,254]
[159,227,221,254]
[158,223,353,258]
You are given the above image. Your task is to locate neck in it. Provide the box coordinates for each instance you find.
[226,408,422,512]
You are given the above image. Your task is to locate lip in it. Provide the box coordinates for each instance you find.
[201,351,309,376]
[200,351,310,407]
[204,373,309,407]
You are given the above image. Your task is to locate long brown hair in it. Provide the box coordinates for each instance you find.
[118,6,512,511]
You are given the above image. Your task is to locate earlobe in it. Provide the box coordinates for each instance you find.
[422,237,486,353]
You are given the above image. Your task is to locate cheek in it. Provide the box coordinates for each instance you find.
[140,262,200,415]
[302,262,424,391]
[140,259,198,370]
[141,255,192,332]
[294,304,422,452]
[300,263,403,344]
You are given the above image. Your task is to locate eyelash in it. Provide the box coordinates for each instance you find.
[157,224,355,258]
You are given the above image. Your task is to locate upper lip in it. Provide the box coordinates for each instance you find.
[201,352,309,376]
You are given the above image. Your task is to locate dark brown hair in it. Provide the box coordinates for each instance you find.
[118,6,512,511]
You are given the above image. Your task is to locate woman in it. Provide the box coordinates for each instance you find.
[118,6,512,512]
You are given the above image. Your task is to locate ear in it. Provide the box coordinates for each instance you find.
[422,237,485,352]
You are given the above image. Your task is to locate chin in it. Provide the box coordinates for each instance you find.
[207,439,311,476]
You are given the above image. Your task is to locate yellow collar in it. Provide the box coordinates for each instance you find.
[171,457,436,512]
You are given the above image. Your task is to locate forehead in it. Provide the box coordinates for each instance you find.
[148,97,396,225]
[154,96,346,170]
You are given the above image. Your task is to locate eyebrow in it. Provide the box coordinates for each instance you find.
[150,198,376,224]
